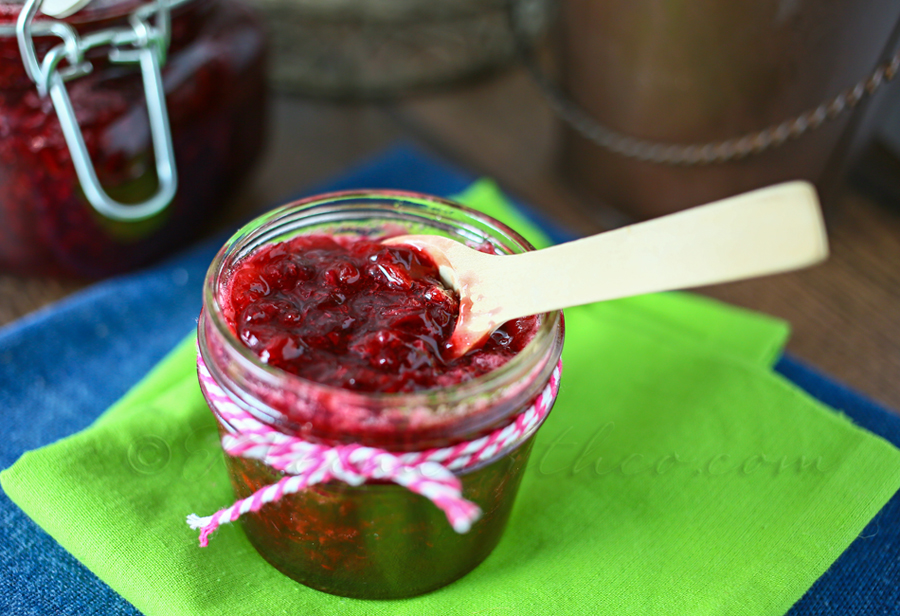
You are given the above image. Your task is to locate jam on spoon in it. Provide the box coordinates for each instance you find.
[387,181,829,357]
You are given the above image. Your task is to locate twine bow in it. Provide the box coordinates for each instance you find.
[188,349,561,547]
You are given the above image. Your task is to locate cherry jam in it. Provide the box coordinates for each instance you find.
[223,234,537,394]
[0,0,266,277]
[199,191,564,599]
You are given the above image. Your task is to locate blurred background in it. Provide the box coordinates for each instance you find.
[2,0,900,409]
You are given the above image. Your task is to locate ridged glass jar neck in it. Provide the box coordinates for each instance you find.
[198,190,564,452]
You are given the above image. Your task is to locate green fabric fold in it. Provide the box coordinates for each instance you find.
[3,180,899,616]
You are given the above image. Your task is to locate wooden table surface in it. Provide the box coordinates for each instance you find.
[2,66,899,412]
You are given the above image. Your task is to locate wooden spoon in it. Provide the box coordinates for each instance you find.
[385,181,829,358]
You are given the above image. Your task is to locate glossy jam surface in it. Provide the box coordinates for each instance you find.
[223,234,538,393]
[200,199,563,599]
[0,0,266,277]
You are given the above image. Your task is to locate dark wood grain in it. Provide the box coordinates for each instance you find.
[2,66,899,413]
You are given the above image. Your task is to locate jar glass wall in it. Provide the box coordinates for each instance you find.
[0,0,267,277]
[198,191,564,599]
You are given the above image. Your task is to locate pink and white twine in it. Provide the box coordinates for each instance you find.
[187,351,562,547]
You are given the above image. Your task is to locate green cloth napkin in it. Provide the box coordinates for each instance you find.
[4,181,900,616]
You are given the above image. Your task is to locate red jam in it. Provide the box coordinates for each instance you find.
[199,193,564,600]
[223,234,538,393]
[0,0,266,277]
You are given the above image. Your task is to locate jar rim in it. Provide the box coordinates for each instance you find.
[199,189,564,445]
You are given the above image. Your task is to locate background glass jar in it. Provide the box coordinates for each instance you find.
[0,0,266,277]
[198,191,564,599]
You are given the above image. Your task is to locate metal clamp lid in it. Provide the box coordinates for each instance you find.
[15,0,177,221]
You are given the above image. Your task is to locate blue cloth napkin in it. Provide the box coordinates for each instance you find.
[0,143,898,615]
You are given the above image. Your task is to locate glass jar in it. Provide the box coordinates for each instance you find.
[197,191,564,599]
[0,0,266,277]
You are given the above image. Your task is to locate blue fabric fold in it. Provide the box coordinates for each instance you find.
[0,143,897,615]
[774,357,900,615]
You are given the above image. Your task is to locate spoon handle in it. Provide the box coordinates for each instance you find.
[486,181,828,322]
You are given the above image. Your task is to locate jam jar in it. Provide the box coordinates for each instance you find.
[197,191,565,599]
[0,0,266,277]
